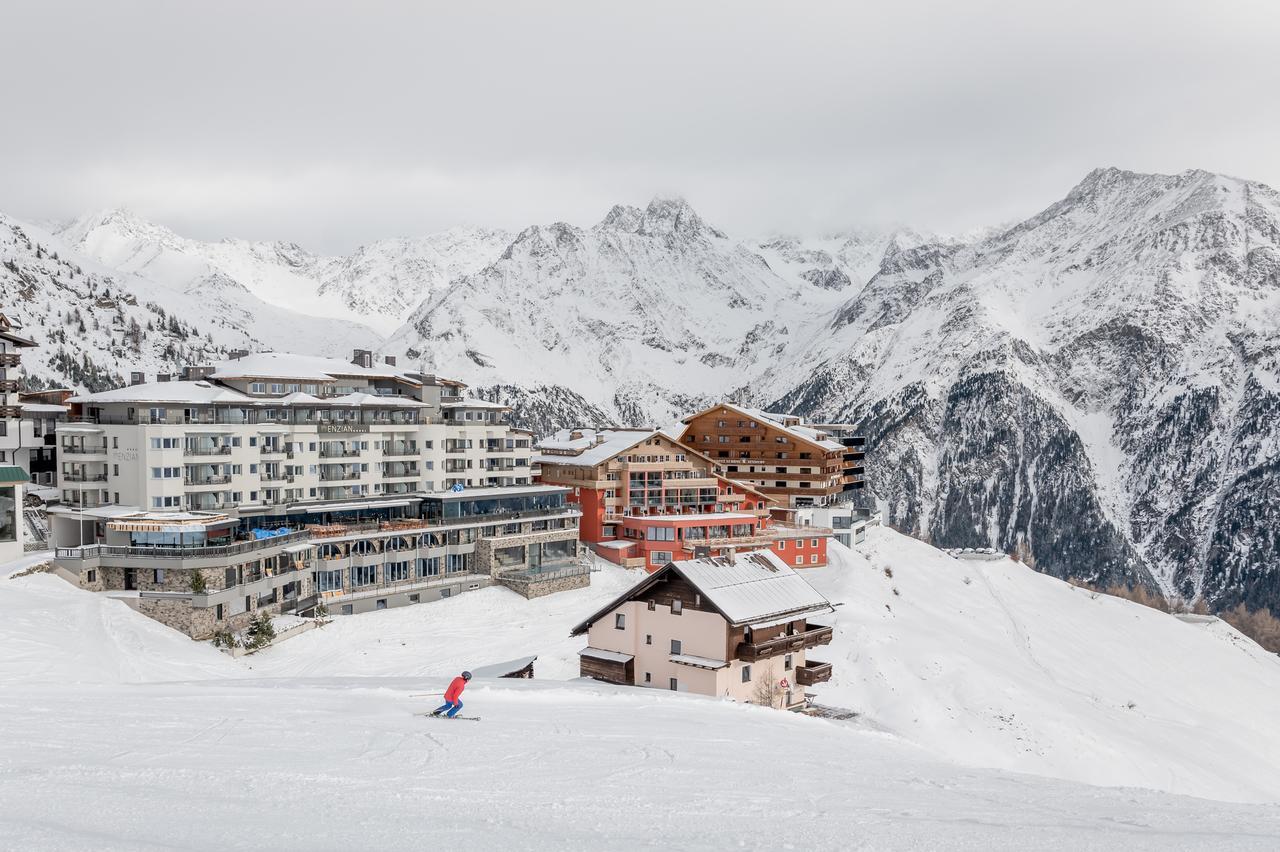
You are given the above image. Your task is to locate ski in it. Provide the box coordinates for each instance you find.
[415,712,481,721]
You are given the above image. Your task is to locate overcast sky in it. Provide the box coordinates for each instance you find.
[4,0,1278,253]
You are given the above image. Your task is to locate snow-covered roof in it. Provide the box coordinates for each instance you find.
[469,655,538,678]
[571,549,833,634]
[208,352,414,382]
[325,392,427,408]
[424,484,569,499]
[535,428,659,467]
[578,647,633,664]
[20,403,68,414]
[440,398,510,410]
[68,381,254,405]
[596,540,636,550]
[674,550,834,625]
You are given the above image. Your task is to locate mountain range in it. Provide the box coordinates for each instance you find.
[1,167,1277,613]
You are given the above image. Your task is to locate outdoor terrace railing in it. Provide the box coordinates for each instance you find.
[736,624,833,663]
[55,530,311,562]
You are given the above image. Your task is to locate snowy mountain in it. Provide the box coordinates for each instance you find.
[5,168,1278,611]
[5,530,1280,849]
[0,213,381,390]
[59,210,509,334]
[767,168,1280,612]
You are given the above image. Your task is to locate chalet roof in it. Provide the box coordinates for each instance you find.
[679,402,845,452]
[68,381,255,405]
[570,549,833,635]
[440,398,510,410]
[535,428,657,467]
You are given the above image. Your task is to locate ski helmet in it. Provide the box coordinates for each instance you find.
[462,671,472,680]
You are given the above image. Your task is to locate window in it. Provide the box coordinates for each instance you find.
[784,654,793,671]
[341,604,353,615]
[811,554,819,565]
[615,613,625,630]
[441,588,451,598]
[409,594,420,603]
[86,569,96,584]
[153,569,165,583]
[351,565,376,587]
[647,600,656,611]
[250,383,266,393]
[671,599,682,615]
[811,538,820,547]
[669,678,678,691]
[671,639,682,655]
[795,556,803,566]
[777,540,786,550]
[650,551,672,565]
[215,603,224,620]
[742,665,752,683]
[376,599,387,610]
[386,561,410,582]
[644,672,652,683]
[645,634,652,645]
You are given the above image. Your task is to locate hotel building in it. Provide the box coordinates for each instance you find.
[535,428,831,571]
[50,351,587,638]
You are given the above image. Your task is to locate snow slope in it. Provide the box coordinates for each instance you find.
[5,533,1280,848]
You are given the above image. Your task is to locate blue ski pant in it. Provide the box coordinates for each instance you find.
[434,700,463,717]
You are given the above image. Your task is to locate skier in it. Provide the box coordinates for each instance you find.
[431,671,472,718]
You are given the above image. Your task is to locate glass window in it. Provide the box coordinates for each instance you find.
[741,665,752,683]
[494,545,525,568]
[615,613,625,630]
[670,639,682,655]
[0,486,15,542]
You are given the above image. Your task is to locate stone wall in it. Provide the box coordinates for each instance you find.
[474,528,582,577]
[498,571,590,599]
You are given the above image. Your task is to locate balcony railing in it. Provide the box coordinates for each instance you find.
[55,530,311,562]
[0,353,21,367]
[185,446,232,456]
[62,473,108,483]
[260,472,293,483]
[795,660,833,686]
[319,449,360,459]
[382,448,417,457]
[61,444,107,455]
[184,475,232,486]
[736,624,833,663]
[319,472,361,482]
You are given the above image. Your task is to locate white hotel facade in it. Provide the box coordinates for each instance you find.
[51,352,587,638]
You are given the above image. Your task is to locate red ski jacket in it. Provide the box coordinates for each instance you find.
[444,676,468,703]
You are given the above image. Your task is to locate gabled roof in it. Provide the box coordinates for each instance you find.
[678,402,845,452]
[535,428,657,467]
[570,549,833,635]
[68,381,255,405]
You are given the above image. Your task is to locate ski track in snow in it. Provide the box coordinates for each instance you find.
[4,529,1280,848]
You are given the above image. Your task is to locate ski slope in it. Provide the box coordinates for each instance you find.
[4,530,1280,849]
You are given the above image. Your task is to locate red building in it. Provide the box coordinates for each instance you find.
[536,428,830,571]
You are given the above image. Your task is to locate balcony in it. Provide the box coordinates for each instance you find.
[319,472,361,482]
[0,379,22,393]
[382,447,417,457]
[61,444,107,455]
[319,448,360,459]
[795,660,833,686]
[0,352,21,367]
[184,475,232,486]
[260,471,293,483]
[736,624,833,663]
[185,446,232,457]
[62,473,108,483]
[259,446,291,457]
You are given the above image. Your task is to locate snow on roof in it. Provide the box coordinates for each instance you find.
[208,352,413,382]
[20,403,68,413]
[424,484,570,499]
[673,550,833,626]
[596,540,636,550]
[572,549,833,635]
[578,647,634,664]
[440,398,510,410]
[68,381,254,405]
[325,392,427,408]
[470,655,538,678]
[535,428,658,467]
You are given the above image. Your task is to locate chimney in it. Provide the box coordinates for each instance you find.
[383,355,397,367]
[569,430,583,440]
[228,349,248,361]
[129,371,145,386]
[156,373,171,382]
[181,365,214,381]
[352,349,373,368]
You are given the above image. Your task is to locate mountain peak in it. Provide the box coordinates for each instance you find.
[637,195,725,240]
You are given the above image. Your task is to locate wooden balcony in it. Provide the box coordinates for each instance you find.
[736,624,833,663]
[796,659,833,686]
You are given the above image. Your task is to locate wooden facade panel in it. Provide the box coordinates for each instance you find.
[646,574,714,614]
[580,655,634,685]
